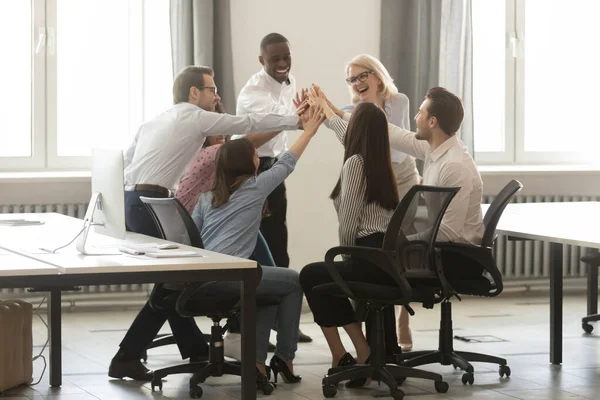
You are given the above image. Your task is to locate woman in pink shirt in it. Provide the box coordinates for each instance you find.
[175,102,227,214]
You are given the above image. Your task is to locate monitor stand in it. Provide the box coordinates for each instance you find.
[75,192,120,256]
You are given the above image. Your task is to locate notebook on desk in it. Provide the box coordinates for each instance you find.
[145,251,203,258]
[0,219,45,226]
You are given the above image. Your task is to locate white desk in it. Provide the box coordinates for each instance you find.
[0,213,259,400]
[0,253,59,276]
[483,201,600,365]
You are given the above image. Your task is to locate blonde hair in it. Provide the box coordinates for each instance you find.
[346,54,398,105]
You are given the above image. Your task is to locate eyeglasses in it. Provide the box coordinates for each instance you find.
[197,86,218,95]
[345,71,374,85]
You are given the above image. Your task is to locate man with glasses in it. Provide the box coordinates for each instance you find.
[110,65,302,381]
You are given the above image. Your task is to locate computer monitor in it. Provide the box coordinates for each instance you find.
[76,148,126,255]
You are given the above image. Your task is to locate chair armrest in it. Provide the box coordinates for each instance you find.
[581,250,600,265]
[324,246,412,301]
[174,281,208,317]
[435,242,503,296]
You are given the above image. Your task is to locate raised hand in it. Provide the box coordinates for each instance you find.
[309,84,343,118]
[300,104,326,136]
[294,88,310,115]
[307,85,335,118]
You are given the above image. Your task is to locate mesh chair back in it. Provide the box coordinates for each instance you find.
[383,185,460,276]
[139,197,204,248]
[481,179,523,248]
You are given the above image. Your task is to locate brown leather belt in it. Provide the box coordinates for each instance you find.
[126,184,171,197]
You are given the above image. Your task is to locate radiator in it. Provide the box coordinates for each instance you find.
[485,194,600,281]
[0,300,32,391]
[0,203,151,304]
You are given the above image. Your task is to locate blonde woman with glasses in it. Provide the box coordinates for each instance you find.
[307,54,418,353]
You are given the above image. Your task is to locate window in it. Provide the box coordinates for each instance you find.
[473,0,600,165]
[0,0,172,170]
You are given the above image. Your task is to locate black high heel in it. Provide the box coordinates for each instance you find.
[269,355,301,384]
[345,356,371,388]
[337,352,357,367]
[256,367,275,395]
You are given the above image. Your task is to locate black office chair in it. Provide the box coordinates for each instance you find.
[316,185,460,400]
[398,179,523,386]
[139,196,205,361]
[139,197,277,398]
[580,251,600,333]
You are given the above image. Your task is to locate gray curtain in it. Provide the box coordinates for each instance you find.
[170,0,235,113]
[380,0,474,155]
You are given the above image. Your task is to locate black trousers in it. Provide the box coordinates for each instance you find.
[258,158,289,268]
[299,233,400,356]
[120,190,208,359]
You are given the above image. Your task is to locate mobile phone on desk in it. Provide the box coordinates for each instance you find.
[145,251,202,258]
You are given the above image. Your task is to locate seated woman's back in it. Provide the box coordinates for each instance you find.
[192,139,297,259]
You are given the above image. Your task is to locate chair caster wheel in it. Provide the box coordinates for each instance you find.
[258,381,274,395]
[435,381,449,393]
[189,385,203,399]
[583,322,594,334]
[396,376,406,385]
[390,388,405,400]
[461,372,474,385]
[499,365,511,378]
[151,378,162,391]
[322,384,337,398]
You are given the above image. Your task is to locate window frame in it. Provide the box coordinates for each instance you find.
[0,0,167,172]
[475,0,595,166]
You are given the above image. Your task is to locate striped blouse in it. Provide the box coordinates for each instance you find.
[329,115,395,247]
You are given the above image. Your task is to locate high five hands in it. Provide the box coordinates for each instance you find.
[294,84,340,120]
[299,102,326,136]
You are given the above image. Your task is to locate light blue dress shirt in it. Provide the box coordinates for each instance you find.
[341,92,411,164]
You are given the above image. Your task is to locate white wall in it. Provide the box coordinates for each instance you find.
[230,0,382,270]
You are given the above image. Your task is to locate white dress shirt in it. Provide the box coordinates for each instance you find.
[124,102,299,190]
[326,115,484,245]
[234,69,297,158]
[387,126,484,245]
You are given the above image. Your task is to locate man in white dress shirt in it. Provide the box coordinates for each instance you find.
[233,33,312,343]
[386,86,484,247]
[123,65,300,238]
[110,65,301,381]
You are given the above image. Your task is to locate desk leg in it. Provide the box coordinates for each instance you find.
[241,269,257,400]
[48,289,62,387]
[587,261,598,316]
[550,242,563,365]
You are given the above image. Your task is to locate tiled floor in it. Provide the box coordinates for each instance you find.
[3,292,600,399]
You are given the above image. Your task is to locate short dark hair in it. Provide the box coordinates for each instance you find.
[211,138,256,208]
[260,33,289,54]
[425,87,464,136]
[172,65,214,104]
[330,103,399,211]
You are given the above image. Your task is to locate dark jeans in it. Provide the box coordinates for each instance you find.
[227,232,277,334]
[120,190,208,359]
[258,158,289,268]
[300,233,400,357]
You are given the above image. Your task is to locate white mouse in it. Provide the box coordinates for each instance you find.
[157,243,179,250]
